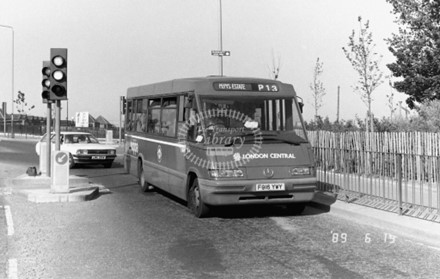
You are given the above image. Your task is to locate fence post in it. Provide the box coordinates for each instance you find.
[437,157,440,212]
[397,153,403,215]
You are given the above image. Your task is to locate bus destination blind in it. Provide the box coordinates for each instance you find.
[213,82,279,92]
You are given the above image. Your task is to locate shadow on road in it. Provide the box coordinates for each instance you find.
[71,161,339,219]
[148,186,337,219]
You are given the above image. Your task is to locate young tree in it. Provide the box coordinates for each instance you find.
[14,90,35,115]
[342,16,384,133]
[386,0,440,109]
[386,77,398,119]
[309,57,326,120]
[268,49,281,80]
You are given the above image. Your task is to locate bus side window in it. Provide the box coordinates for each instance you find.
[148,109,161,134]
[134,99,144,132]
[147,98,162,134]
[162,97,177,137]
[186,109,199,141]
[126,99,133,131]
[178,95,193,139]
[140,98,148,132]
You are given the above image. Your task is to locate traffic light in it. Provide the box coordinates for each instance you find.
[121,96,126,114]
[49,48,68,100]
[41,61,51,103]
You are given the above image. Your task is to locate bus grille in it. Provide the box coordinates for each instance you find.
[239,195,293,201]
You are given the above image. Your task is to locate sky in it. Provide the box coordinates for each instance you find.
[0,0,408,126]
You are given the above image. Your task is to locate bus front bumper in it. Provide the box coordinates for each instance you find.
[197,177,316,206]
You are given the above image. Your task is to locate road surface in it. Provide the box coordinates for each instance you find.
[1,139,439,278]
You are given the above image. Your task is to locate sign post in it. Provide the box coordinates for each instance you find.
[211,50,230,76]
[51,150,69,193]
[1,102,6,136]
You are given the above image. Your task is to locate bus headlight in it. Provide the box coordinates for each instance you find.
[77,149,88,155]
[289,167,311,176]
[209,169,244,178]
[109,150,116,155]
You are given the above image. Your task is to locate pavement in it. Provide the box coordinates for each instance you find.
[8,174,104,203]
[311,191,440,249]
[2,134,440,250]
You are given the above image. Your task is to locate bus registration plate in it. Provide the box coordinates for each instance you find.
[255,183,285,191]
[92,156,106,160]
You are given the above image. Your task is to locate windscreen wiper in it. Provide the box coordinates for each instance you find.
[225,131,306,146]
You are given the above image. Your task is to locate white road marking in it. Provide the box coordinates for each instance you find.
[8,258,17,279]
[4,205,14,236]
[3,207,18,278]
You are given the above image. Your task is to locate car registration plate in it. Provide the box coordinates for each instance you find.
[92,156,106,160]
[255,183,285,191]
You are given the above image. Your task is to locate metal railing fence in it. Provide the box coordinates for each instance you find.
[309,131,440,222]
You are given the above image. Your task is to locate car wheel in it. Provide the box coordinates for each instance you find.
[68,153,75,169]
[188,178,210,218]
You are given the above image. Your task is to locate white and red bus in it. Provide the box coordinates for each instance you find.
[124,76,316,217]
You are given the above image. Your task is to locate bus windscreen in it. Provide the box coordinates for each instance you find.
[199,96,307,142]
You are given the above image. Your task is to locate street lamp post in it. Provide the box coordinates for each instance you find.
[0,24,14,138]
[211,0,230,76]
[219,0,223,76]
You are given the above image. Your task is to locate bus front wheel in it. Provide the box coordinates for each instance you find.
[188,178,210,218]
[286,203,306,215]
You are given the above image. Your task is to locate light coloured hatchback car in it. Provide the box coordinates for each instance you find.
[36,131,117,168]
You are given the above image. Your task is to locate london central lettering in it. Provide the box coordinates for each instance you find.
[241,153,296,159]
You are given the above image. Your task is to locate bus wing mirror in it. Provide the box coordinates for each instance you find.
[299,102,304,113]
[185,95,194,108]
[296,96,304,113]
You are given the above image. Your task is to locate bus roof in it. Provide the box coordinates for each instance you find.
[126,76,297,98]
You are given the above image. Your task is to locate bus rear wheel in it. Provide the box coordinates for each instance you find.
[188,178,210,218]
[138,161,153,192]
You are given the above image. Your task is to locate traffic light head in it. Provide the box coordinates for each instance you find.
[41,61,51,103]
[49,48,68,101]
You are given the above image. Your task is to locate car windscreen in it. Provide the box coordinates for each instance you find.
[63,134,100,144]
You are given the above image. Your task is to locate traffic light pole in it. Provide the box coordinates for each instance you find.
[46,102,52,177]
[55,100,61,151]
[119,96,123,145]
[41,48,67,177]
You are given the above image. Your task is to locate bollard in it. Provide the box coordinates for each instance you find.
[39,142,47,175]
